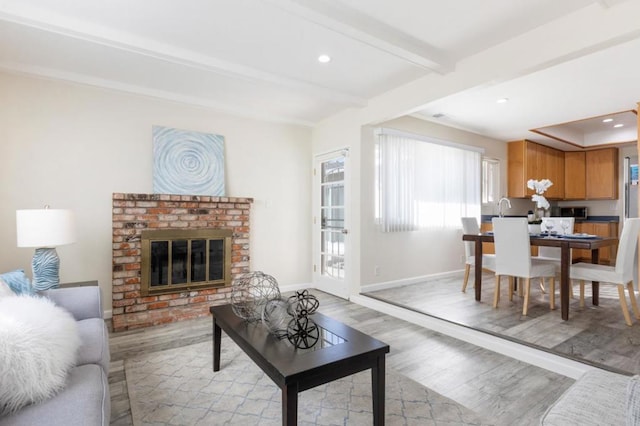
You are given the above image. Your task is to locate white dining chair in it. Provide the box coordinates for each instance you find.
[570,218,640,326]
[492,217,557,316]
[461,217,496,293]
[535,217,575,294]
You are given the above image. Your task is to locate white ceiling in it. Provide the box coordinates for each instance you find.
[1,0,639,146]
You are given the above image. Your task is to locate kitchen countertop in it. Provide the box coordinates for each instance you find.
[481,215,619,223]
[575,215,619,223]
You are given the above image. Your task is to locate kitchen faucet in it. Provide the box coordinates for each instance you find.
[498,197,512,217]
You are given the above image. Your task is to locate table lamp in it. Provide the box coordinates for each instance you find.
[16,207,76,291]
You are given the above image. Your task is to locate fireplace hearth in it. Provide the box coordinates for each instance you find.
[112,193,252,331]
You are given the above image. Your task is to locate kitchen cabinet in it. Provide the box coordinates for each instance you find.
[509,141,618,201]
[564,152,586,199]
[507,140,564,199]
[546,146,565,199]
[585,148,618,199]
[480,222,494,254]
[572,222,618,264]
[507,142,528,198]
[563,148,618,200]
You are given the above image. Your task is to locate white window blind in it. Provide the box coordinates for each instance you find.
[376,129,482,232]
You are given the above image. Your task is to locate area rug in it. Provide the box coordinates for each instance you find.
[125,338,490,425]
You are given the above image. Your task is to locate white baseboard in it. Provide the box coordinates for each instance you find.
[350,294,596,380]
[279,282,313,294]
[360,270,463,293]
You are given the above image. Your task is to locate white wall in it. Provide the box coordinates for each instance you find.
[311,110,508,295]
[359,116,507,287]
[0,72,312,313]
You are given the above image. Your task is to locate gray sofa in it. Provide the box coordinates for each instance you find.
[541,369,638,425]
[0,286,111,426]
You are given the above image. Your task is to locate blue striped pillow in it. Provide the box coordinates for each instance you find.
[0,278,15,298]
[0,269,34,295]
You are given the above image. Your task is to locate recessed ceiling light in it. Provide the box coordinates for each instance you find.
[318,54,331,63]
[614,123,624,128]
[602,118,613,123]
[496,98,509,103]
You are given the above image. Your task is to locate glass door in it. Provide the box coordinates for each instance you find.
[314,150,349,298]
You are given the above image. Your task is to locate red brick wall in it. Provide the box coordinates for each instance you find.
[112,193,252,331]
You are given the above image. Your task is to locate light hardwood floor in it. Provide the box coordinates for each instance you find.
[109,290,573,426]
[364,271,640,374]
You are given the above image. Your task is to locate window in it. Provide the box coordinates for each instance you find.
[375,128,482,232]
[482,158,500,205]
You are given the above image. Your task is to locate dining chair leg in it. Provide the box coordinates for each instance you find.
[523,278,531,316]
[508,276,514,301]
[493,275,501,308]
[517,278,523,297]
[462,264,471,293]
[539,280,546,294]
[579,280,585,308]
[570,283,575,299]
[627,281,640,320]
[549,277,555,310]
[617,284,633,326]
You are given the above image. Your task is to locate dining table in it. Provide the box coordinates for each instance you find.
[462,232,619,320]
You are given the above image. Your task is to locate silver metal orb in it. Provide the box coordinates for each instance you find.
[262,298,294,339]
[230,271,280,322]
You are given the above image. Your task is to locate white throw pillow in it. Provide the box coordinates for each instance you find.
[0,278,15,299]
[0,295,81,415]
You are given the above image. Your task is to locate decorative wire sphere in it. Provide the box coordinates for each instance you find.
[262,298,294,339]
[287,289,319,318]
[287,316,320,349]
[230,271,280,322]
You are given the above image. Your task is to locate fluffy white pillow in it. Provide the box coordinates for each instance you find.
[0,295,81,415]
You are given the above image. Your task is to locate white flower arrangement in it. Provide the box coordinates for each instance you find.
[527,179,553,210]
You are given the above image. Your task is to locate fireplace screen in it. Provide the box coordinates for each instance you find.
[141,229,232,296]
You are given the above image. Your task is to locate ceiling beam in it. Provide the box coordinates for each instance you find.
[265,0,454,74]
[0,61,317,127]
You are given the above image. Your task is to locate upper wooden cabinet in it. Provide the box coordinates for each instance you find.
[507,140,565,199]
[546,145,565,199]
[585,148,618,199]
[564,152,586,200]
[509,141,618,200]
[564,148,618,200]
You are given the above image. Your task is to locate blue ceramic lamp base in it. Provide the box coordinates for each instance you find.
[31,247,60,291]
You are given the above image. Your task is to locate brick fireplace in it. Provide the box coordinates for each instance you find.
[112,193,252,331]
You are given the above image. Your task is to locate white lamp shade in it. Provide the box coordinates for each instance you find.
[16,209,77,248]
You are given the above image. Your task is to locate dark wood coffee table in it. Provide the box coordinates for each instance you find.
[210,304,390,425]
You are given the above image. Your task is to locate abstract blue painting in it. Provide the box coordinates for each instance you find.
[152,126,225,196]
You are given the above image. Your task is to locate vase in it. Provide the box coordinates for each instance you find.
[535,208,547,220]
